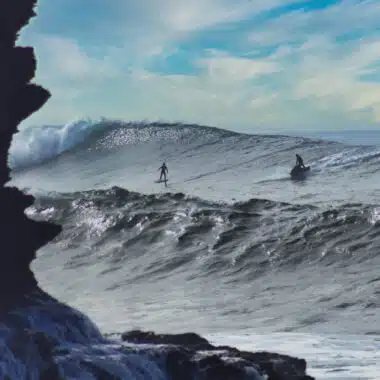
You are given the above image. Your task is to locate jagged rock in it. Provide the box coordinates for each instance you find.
[81,361,123,380]
[40,365,63,380]
[0,0,37,46]
[121,330,315,380]
[198,354,249,380]
[10,329,58,358]
[238,351,311,380]
[7,328,62,378]
[165,349,197,380]
[121,330,211,349]
[0,0,61,310]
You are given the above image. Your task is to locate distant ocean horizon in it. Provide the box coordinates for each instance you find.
[286,129,380,146]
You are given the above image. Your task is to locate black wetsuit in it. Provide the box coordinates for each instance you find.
[159,163,168,181]
[296,154,305,168]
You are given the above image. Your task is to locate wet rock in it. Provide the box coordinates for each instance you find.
[0,0,61,310]
[198,354,250,380]
[121,330,315,380]
[8,328,62,378]
[165,349,197,380]
[81,361,123,380]
[40,365,63,380]
[122,330,212,349]
[239,351,311,380]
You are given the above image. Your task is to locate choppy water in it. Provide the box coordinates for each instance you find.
[9,120,380,379]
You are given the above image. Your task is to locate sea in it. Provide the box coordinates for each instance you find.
[8,120,380,379]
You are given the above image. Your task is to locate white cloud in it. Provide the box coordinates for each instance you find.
[23,47,289,129]
[34,35,118,83]
[24,34,380,130]
[115,0,303,62]
[20,35,121,126]
[197,51,281,82]
[241,0,380,124]
[19,0,380,131]
[248,0,380,47]
[281,37,380,120]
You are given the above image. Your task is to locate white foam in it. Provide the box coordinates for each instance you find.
[207,332,380,380]
[369,206,380,225]
[9,119,101,170]
[317,148,380,171]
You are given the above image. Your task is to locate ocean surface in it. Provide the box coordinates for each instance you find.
[9,120,380,379]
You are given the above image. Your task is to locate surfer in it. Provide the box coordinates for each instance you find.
[159,162,168,181]
[295,154,305,169]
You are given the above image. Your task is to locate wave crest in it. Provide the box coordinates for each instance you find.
[10,119,101,170]
[9,119,237,171]
[28,187,379,281]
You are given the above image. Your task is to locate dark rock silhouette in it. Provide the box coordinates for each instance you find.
[0,0,61,309]
[0,1,315,379]
[122,330,314,380]
[121,330,211,349]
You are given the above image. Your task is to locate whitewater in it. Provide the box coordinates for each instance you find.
[8,119,380,379]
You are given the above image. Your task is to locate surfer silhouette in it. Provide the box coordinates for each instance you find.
[159,162,168,181]
[295,154,305,168]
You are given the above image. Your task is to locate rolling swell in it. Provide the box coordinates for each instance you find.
[11,119,380,194]
[28,186,380,282]
[10,120,238,171]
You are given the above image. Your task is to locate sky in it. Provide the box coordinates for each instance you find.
[18,0,380,132]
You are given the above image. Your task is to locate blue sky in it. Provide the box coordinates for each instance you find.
[19,0,380,132]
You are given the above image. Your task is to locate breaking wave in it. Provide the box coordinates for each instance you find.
[10,119,237,170]
[28,186,380,279]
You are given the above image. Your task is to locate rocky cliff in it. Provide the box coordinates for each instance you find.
[0,0,61,308]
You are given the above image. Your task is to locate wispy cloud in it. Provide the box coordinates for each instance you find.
[19,0,380,131]
[248,0,380,46]
[35,36,116,82]
[197,51,281,82]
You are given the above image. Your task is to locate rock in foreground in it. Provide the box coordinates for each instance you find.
[122,330,315,380]
[0,291,315,379]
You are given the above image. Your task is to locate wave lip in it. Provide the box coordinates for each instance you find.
[9,119,237,171]
[9,119,101,170]
[11,118,379,178]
